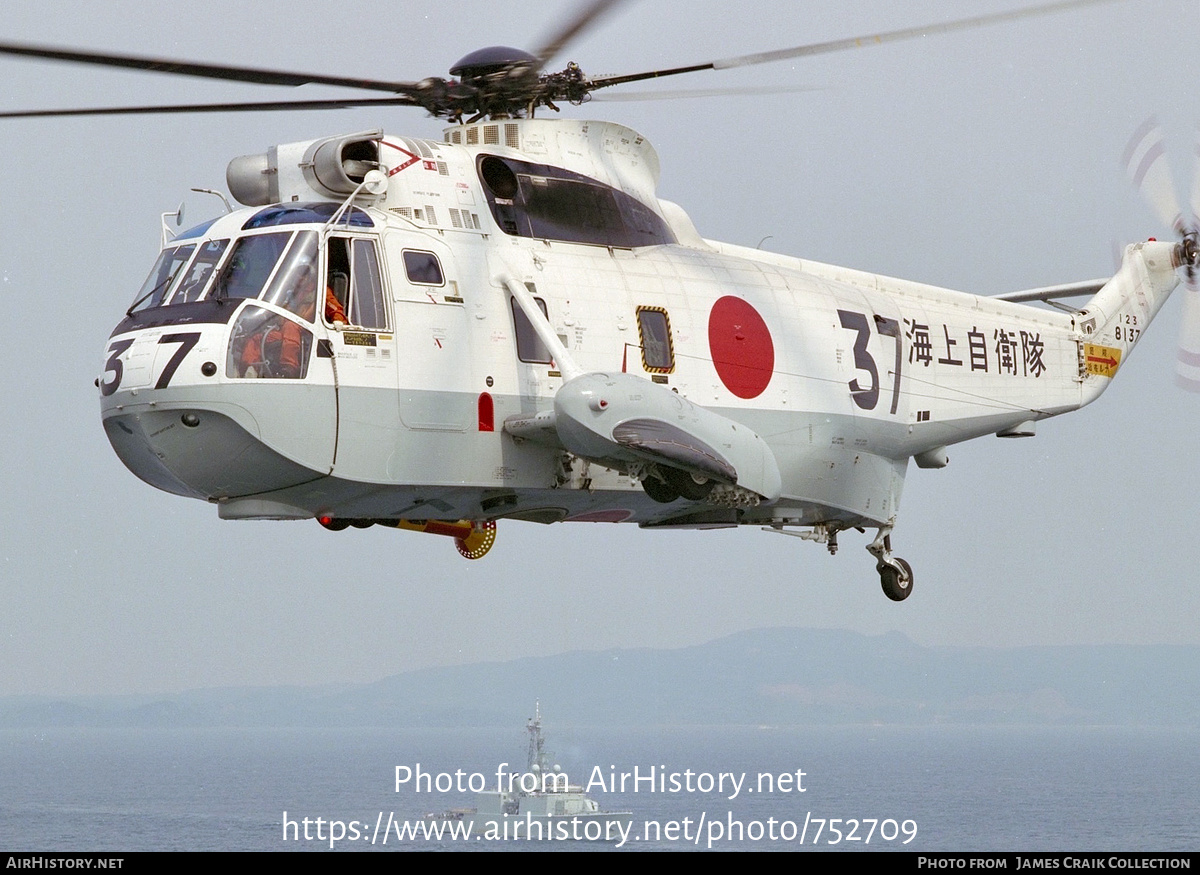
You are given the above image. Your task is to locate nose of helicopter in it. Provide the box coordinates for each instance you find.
[98,318,333,504]
[101,404,319,501]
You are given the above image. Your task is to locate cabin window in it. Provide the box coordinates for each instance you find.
[637,306,674,373]
[128,244,195,313]
[511,295,551,364]
[402,250,445,286]
[478,155,676,249]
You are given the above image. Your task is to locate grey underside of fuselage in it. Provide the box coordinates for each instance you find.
[102,380,1053,530]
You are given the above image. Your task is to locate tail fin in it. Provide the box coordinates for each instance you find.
[1076,240,1181,398]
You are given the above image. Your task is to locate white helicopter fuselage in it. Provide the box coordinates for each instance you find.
[97,117,1181,567]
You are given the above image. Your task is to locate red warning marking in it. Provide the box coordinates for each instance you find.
[477,392,494,432]
[708,296,775,399]
[381,139,420,176]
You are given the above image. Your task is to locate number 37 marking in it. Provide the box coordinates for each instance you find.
[100,332,200,397]
[837,310,902,415]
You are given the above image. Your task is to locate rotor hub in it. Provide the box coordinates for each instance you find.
[449,46,540,79]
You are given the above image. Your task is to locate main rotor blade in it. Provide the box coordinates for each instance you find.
[590,84,824,102]
[0,97,422,119]
[590,0,1119,90]
[533,0,626,66]
[0,41,421,94]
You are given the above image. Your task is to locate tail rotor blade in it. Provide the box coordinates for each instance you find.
[1190,124,1200,236]
[1172,124,1200,390]
[1123,117,1184,234]
[1175,285,1200,391]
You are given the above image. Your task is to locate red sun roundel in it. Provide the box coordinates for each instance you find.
[707,296,775,399]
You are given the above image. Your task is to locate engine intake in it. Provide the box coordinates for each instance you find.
[226,130,383,206]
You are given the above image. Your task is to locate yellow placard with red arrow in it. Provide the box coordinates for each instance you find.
[1084,343,1122,378]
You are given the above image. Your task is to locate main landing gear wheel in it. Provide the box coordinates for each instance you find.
[879,557,914,602]
[642,475,679,503]
[664,468,715,500]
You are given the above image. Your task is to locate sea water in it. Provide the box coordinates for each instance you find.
[1,725,1195,851]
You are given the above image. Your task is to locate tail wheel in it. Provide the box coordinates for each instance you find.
[456,521,497,559]
[879,558,914,602]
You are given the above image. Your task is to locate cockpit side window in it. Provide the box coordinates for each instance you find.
[326,236,352,323]
[324,235,388,329]
[129,244,194,313]
[226,305,312,380]
[350,239,388,330]
[260,231,320,321]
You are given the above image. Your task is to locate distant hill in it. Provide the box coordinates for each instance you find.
[3,628,1197,727]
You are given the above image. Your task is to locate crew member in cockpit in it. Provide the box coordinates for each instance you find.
[236,255,346,378]
[237,260,316,379]
[324,284,348,324]
[286,255,348,324]
[278,257,349,372]
[303,257,349,325]
[278,276,316,377]
[324,271,348,321]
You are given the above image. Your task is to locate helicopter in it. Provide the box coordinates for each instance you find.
[1,0,1194,603]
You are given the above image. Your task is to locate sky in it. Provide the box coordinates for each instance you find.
[1,0,1198,698]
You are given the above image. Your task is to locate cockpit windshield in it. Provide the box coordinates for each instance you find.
[130,228,326,315]
[210,232,292,302]
[128,244,194,314]
[173,239,229,304]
